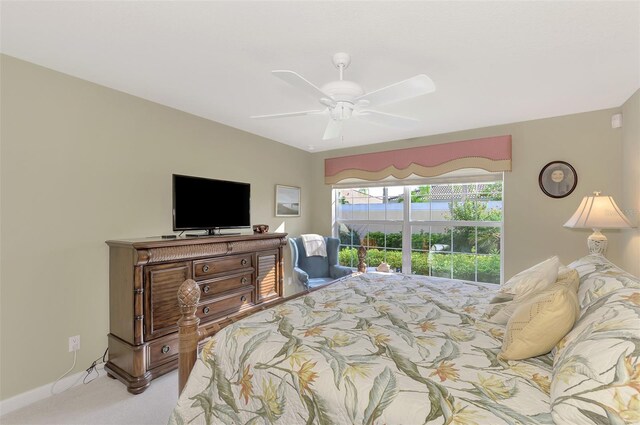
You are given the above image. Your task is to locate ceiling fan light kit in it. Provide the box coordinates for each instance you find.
[251,52,436,141]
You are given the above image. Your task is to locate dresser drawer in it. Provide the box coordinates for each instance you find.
[194,254,253,280]
[197,287,255,321]
[148,334,179,369]
[198,272,253,300]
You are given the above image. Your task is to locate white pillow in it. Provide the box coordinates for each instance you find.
[500,256,560,301]
[487,268,578,325]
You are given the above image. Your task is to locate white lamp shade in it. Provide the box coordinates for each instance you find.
[564,194,635,229]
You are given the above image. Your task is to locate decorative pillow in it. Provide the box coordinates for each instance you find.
[499,280,579,360]
[567,254,640,309]
[489,293,514,304]
[487,269,579,325]
[500,256,561,301]
[551,287,640,424]
[557,268,580,293]
[557,265,577,285]
[484,302,511,323]
[484,293,514,320]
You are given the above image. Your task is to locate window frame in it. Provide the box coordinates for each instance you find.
[332,176,504,284]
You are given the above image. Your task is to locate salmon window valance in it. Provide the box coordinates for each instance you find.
[324,135,512,184]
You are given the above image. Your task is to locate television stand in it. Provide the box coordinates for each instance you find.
[207,228,241,236]
[185,229,241,237]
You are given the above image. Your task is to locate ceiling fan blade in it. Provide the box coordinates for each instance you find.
[251,109,325,119]
[272,70,332,101]
[356,74,435,107]
[355,110,419,128]
[322,119,343,140]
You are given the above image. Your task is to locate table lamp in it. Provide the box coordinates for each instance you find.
[564,191,636,256]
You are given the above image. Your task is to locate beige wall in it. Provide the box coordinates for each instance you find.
[310,109,625,279]
[0,55,312,399]
[1,53,636,402]
[621,89,640,276]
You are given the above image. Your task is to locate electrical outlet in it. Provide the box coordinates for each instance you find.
[68,335,80,352]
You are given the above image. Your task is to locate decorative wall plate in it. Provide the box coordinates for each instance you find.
[539,161,577,198]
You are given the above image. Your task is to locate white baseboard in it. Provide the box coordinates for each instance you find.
[0,364,105,417]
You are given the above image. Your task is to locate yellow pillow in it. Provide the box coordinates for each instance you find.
[488,269,579,325]
[556,268,579,293]
[499,276,579,361]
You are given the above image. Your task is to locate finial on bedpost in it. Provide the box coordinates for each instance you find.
[177,279,200,395]
[357,245,367,273]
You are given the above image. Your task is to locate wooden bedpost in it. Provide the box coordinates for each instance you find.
[177,279,201,395]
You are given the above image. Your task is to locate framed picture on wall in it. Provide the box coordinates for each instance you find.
[538,161,578,198]
[275,185,301,217]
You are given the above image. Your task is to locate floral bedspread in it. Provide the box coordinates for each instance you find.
[169,273,554,425]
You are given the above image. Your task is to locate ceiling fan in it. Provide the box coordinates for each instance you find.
[251,52,436,140]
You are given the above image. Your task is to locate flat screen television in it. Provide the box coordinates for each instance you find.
[173,174,251,235]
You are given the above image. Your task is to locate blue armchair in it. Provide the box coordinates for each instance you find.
[289,236,353,289]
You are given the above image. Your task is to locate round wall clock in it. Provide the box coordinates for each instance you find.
[539,161,578,198]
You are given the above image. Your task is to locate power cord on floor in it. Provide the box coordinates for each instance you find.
[50,347,109,395]
[83,348,108,384]
[50,350,78,395]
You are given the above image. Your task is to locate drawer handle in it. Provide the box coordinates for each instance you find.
[161,345,170,354]
[203,285,210,293]
[240,295,247,302]
[241,259,248,266]
[241,277,248,284]
[203,306,210,314]
[202,265,210,273]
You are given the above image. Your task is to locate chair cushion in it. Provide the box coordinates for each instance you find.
[307,277,335,288]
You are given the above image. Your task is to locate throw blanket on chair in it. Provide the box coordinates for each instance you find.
[300,234,327,257]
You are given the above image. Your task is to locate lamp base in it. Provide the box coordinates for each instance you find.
[587,229,607,256]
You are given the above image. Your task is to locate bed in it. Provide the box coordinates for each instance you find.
[169,255,640,425]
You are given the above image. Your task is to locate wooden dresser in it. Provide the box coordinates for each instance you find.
[104,233,287,394]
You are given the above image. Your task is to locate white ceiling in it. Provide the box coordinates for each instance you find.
[2,1,639,152]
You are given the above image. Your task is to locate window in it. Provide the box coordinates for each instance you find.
[334,180,503,284]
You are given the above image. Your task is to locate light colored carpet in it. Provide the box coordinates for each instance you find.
[1,371,177,425]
